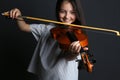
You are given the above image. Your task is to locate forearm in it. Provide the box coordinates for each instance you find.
[64,51,79,61]
[17,18,30,32]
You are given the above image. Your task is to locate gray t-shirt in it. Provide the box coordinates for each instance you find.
[27,23,80,80]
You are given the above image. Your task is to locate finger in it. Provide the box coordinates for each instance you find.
[76,44,81,53]
[14,8,21,18]
[70,41,80,53]
[12,8,18,18]
[72,41,80,51]
[70,41,79,49]
[9,10,12,18]
[9,9,15,18]
[10,8,19,19]
[83,47,88,51]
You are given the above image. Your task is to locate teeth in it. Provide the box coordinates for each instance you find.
[64,21,71,23]
[64,20,69,22]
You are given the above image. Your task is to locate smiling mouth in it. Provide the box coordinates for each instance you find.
[63,20,71,23]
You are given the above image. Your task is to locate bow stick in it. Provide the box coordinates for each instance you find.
[2,11,120,36]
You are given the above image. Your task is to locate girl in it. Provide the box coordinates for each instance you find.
[8,0,88,80]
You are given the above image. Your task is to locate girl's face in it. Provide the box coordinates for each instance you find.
[59,1,76,24]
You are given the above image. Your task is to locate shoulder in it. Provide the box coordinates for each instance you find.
[30,23,55,30]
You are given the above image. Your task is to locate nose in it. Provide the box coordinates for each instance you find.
[65,12,70,19]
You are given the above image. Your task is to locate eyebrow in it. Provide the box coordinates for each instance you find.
[59,9,76,11]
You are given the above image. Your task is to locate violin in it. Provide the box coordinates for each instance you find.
[1,11,119,73]
[50,26,96,72]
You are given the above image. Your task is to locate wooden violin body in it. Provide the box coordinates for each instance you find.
[50,27,88,49]
[50,26,96,73]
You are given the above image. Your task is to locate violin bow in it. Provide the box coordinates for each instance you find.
[2,11,120,36]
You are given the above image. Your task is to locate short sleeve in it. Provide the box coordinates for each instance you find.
[30,24,46,41]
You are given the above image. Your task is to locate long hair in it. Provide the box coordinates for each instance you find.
[55,0,86,25]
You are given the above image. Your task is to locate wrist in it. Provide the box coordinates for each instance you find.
[16,18,24,21]
[65,51,79,61]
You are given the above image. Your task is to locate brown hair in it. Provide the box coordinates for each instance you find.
[55,0,86,25]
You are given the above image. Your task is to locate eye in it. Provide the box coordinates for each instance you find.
[70,11,76,14]
[59,10,66,13]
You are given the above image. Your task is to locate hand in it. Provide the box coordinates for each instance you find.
[69,41,81,54]
[65,41,89,60]
[65,41,81,60]
[69,41,89,54]
[9,8,23,20]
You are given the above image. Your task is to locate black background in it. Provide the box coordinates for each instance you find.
[0,0,120,80]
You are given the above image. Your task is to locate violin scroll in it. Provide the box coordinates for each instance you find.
[80,52,95,72]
